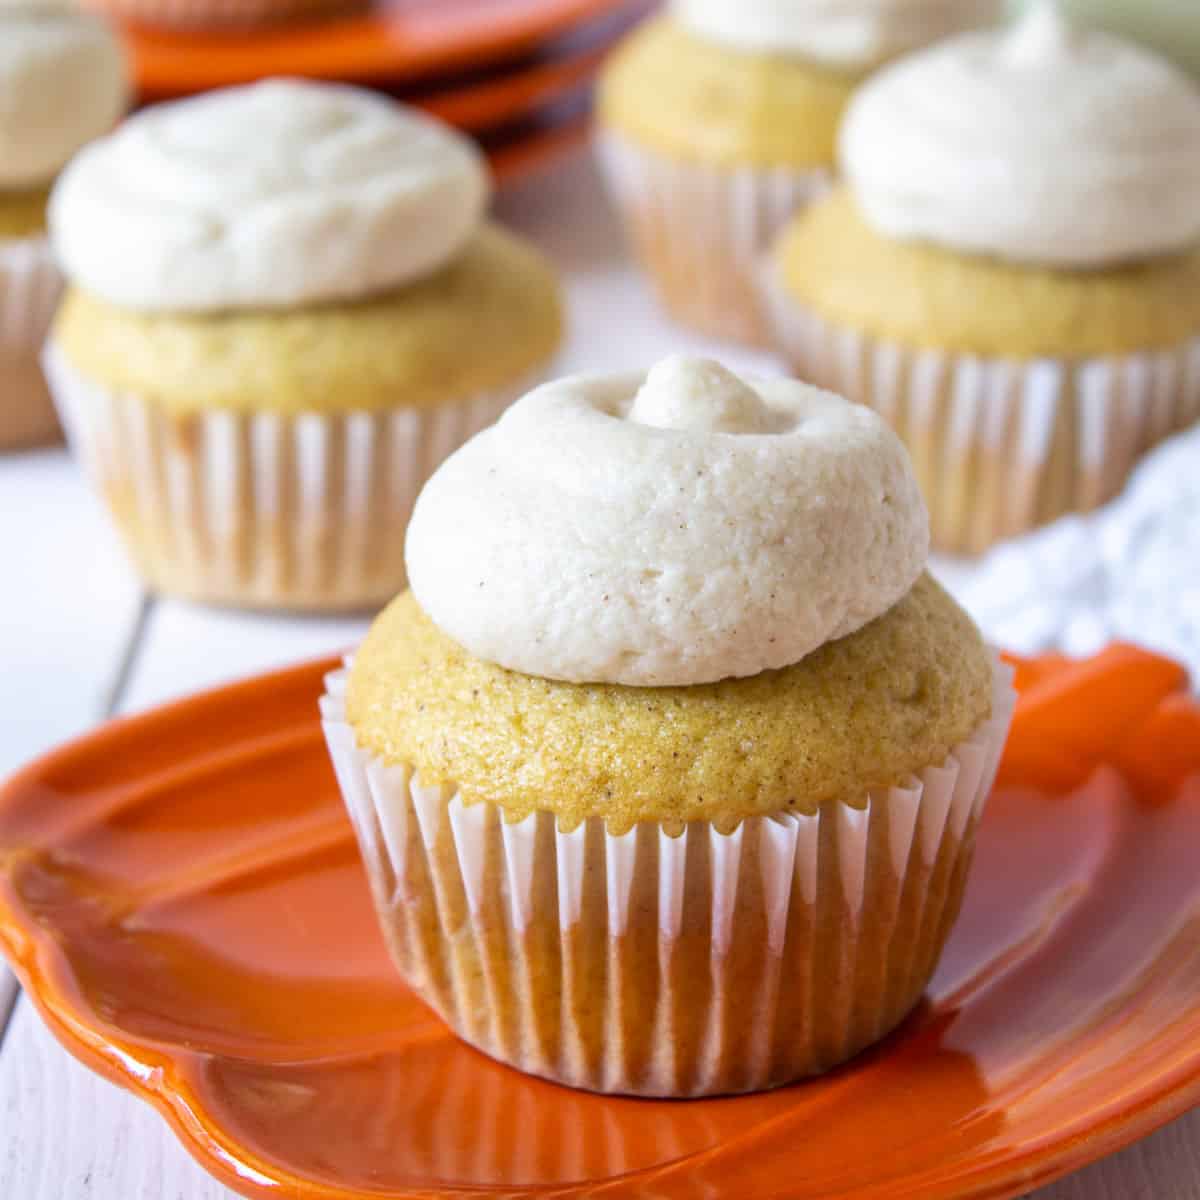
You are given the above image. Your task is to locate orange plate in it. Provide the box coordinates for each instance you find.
[2,644,1200,1200]
[121,0,638,97]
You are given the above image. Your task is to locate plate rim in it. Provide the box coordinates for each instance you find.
[126,0,641,96]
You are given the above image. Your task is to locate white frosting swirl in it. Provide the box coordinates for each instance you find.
[406,356,929,687]
[0,10,128,189]
[49,79,490,312]
[840,1,1200,267]
[672,0,1003,68]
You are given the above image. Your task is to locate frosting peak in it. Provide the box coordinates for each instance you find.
[406,358,929,687]
[840,4,1200,267]
[629,356,779,433]
[672,0,1004,69]
[49,79,490,313]
[1000,0,1072,64]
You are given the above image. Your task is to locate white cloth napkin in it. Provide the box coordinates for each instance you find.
[934,424,1200,684]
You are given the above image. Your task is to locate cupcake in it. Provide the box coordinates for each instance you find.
[321,355,1015,1096]
[83,0,366,32]
[0,6,127,450]
[597,0,1003,345]
[46,79,564,611]
[764,2,1200,554]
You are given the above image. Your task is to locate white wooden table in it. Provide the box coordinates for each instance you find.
[2,147,1198,1200]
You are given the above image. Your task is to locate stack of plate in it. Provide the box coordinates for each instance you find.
[114,0,653,183]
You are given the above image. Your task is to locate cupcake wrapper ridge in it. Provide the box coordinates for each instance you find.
[597,130,831,346]
[45,341,538,610]
[322,654,1016,1097]
[0,236,63,450]
[761,267,1200,554]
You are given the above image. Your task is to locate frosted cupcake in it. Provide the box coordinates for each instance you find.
[764,2,1200,554]
[46,80,563,611]
[0,7,127,449]
[322,355,1015,1096]
[597,0,1002,345]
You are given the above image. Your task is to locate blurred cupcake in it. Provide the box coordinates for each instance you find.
[46,80,563,611]
[322,355,1015,1096]
[764,2,1200,554]
[0,6,127,449]
[83,0,366,32]
[597,0,1002,345]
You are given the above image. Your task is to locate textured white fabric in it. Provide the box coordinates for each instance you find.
[672,0,1002,67]
[946,424,1200,683]
[840,1,1200,267]
[0,10,128,188]
[406,356,929,686]
[49,79,490,312]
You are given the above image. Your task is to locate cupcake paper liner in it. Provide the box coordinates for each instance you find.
[321,654,1015,1097]
[0,237,63,450]
[45,342,534,611]
[597,130,831,346]
[84,0,364,30]
[762,272,1200,555]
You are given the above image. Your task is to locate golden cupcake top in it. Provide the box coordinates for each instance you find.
[52,225,564,414]
[0,185,50,240]
[599,16,860,168]
[774,189,1200,357]
[346,574,993,832]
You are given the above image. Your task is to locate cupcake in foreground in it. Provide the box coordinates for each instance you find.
[321,355,1016,1096]
[0,7,127,450]
[597,0,1002,345]
[46,79,563,611]
[764,1,1200,554]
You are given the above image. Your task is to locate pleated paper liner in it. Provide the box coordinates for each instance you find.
[321,654,1016,1097]
[597,130,831,346]
[761,270,1200,555]
[0,237,64,450]
[45,343,537,611]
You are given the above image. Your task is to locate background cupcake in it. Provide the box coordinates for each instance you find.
[597,0,1003,345]
[46,79,563,611]
[323,356,1015,1096]
[0,5,127,450]
[765,1,1200,554]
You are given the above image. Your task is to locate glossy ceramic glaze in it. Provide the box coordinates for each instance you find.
[1,645,1198,1200]
[117,0,638,96]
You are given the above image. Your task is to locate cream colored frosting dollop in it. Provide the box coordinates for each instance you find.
[840,1,1200,267]
[406,356,929,688]
[0,10,128,189]
[671,0,1002,68]
[49,78,490,313]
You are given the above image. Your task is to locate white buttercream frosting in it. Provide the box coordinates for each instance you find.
[49,78,490,312]
[406,356,929,687]
[0,10,128,189]
[672,0,1003,68]
[840,1,1200,267]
